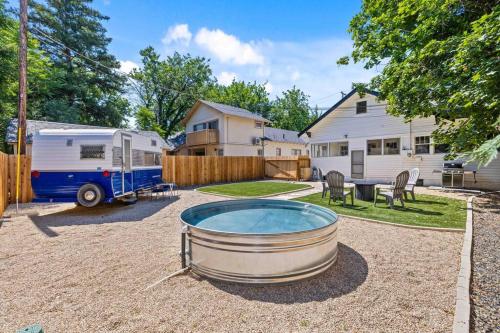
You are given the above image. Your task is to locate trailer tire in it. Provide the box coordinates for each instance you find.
[77,183,104,207]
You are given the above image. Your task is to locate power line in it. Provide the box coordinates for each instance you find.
[309,91,342,104]
[30,27,201,100]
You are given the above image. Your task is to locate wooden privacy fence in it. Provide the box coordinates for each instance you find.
[265,156,311,180]
[162,155,311,186]
[162,156,265,186]
[0,152,8,216]
[0,153,33,216]
[0,154,312,214]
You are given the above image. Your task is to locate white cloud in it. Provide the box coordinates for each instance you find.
[159,26,378,104]
[162,24,192,46]
[119,60,139,74]
[217,71,238,86]
[194,28,264,65]
[256,66,271,78]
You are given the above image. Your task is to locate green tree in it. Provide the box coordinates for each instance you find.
[29,0,130,127]
[340,0,499,165]
[270,87,313,131]
[135,106,165,137]
[130,47,212,137]
[205,80,271,118]
[0,0,56,151]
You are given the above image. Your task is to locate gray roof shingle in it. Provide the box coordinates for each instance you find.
[263,127,306,144]
[199,100,269,122]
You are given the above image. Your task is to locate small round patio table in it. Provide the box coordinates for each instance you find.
[350,179,379,201]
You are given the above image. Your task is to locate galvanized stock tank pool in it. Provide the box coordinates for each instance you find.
[180,199,338,284]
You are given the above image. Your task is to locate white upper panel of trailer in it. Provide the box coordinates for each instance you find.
[32,129,162,171]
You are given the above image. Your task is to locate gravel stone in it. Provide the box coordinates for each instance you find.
[470,193,500,332]
[0,189,463,332]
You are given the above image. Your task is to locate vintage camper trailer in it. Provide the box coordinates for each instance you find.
[31,129,163,207]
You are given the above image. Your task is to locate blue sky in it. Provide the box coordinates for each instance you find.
[14,0,377,107]
[92,0,378,106]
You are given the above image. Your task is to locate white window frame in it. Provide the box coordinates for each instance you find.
[80,144,106,160]
[383,138,400,155]
[356,101,367,114]
[329,141,349,157]
[415,136,430,154]
[367,139,382,155]
[255,121,263,129]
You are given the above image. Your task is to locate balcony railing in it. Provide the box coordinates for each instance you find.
[186,129,219,146]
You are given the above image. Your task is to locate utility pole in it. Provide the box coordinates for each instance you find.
[16,0,28,212]
[17,0,28,155]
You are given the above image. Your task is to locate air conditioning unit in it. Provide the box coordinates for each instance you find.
[252,137,261,145]
[402,148,413,157]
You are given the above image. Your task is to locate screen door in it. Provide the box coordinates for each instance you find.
[351,150,364,179]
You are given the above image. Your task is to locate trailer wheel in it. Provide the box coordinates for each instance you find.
[77,183,104,207]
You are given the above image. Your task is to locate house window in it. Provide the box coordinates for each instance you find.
[80,145,105,159]
[434,143,450,154]
[329,142,349,156]
[151,139,157,147]
[367,139,382,155]
[306,149,310,156]
[217,149,224,156]
[356,101,367,114]
[415,136,430,154]
[312,143,329,158]
[255,121,263,129]
[208,120,218,130]
[66,139,73,147]
[257,149,263,156]
[383,138,400,155]
[291,149,302,156]
[193,123,206,132]
[276,148,281,156]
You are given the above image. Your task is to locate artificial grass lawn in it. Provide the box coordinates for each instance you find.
[198,182,311,197]
[294,193,466,229]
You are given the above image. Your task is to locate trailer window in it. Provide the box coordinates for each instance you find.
[144,152,162,166]
[80,145,105,159]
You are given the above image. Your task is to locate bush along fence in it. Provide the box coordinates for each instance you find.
[0,152,34,215]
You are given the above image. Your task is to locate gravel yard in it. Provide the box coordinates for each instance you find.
[471,193,500,332]
[0,190,463,332]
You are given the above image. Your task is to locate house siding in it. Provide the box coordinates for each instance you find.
[183,103,307,156]
[303,92,500,190]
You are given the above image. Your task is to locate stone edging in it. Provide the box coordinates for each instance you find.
[338,214,465,233]
[194,184,314,199]
[452,195,474,333]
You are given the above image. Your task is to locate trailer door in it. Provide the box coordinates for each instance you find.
[122,135,133,194]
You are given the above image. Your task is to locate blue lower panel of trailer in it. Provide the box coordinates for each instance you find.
[32,168,162,203]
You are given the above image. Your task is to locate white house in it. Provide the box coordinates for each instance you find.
[299,89,500,190]
[181,100,308,156]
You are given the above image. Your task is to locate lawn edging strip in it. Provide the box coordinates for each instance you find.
[195,184,313,199]
[338,213,465,233]
[452,195,474,333]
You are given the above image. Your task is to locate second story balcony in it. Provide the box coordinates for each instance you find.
[186,129,219,146]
